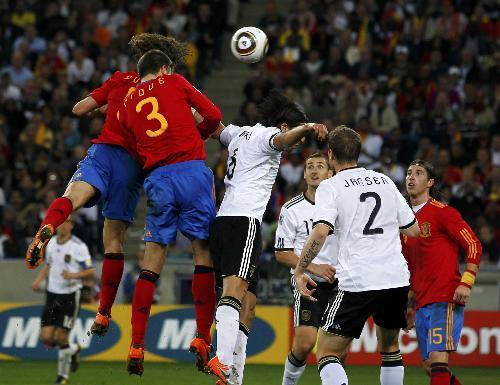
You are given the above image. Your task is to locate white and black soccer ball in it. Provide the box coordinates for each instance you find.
[230,26,269,64]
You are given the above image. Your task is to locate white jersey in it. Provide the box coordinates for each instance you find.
[45,236,93,294]
[275,193,338,282]
[217,123,282,222]
[313,167,415,292]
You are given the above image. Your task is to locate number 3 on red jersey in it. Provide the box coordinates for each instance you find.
[136,96,168,137]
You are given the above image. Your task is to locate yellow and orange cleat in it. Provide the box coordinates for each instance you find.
[26,224,54,269]
[206,356,231,384]
[189,337,213,373]
[90,312,110,336]
[126,344,144,376]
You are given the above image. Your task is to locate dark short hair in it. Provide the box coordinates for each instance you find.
[409,159,438,197]
[304,152,330,170]
[328,125,361,164]
[257,89,307,128]
[137,49,173,78]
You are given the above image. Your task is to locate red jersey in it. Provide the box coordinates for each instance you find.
[402,199,482,309]
[120,73,221,170]
[89,71,140,158]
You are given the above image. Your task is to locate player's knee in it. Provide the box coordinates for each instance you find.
[293,332,317,359]
[40,334,55,347]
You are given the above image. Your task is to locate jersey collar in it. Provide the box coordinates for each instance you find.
[337,166,361,173]
[302,192,315,205]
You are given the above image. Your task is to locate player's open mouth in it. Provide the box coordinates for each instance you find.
[407,183,415,188]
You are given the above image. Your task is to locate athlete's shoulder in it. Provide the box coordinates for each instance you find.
[427,198,447,210]
[112,71,140,84]
[283,193,306,210]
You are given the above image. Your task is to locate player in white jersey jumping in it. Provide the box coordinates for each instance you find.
[32,217,95,385]
[275,152,341,385]
[294,126,420,385]
[205,90,328,385]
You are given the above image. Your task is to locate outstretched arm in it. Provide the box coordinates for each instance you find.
[272,123,328,150]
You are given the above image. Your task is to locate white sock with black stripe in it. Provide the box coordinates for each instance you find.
[232,322,249,385]
[380,350,404,385]
[58,344,72,379]
[215,296,242,367]
[318,356,348,385]
[282,351,307,385]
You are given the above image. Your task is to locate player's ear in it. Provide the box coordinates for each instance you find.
[328,169,333,178]
[427,178,435,188]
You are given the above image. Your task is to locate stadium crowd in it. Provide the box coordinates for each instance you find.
[220,0,499,277]
[0,0,231,258]
[0,0,498,284]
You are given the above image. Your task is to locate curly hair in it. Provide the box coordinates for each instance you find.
[257,89,308,128]
[128,33,190,68]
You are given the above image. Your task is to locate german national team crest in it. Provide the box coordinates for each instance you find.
[64,254,71,263]
[420,222,431,238]
[301,310,311,322]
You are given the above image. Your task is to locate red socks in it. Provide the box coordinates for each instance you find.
[131,270,159,347]
[98,253,125,316]
[192,265,216,344]
[41,197,73,229]
[431,362,451,385]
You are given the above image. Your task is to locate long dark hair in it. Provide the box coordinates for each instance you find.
[257,89,308,128]
[409,159,439,199]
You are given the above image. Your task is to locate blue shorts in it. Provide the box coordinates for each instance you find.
[143,160,215,245]
[416,302,465,361]
[70,144,143,223]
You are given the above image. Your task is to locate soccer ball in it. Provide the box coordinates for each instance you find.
[230,27,269,64]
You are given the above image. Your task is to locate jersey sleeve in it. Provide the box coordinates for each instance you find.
[441,206,482,265]
[396,189,416,229]
[88,71,117,106]
[219,124,242,146]
[274,206,296,251]
[313,181,337,231]
[75,242,93,270]
[176,74,222,134]
[255,127,281,155]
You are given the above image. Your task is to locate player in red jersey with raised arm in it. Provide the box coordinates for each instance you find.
[403,160,482,385]
[119,49,221,375]
[25,36,219,358]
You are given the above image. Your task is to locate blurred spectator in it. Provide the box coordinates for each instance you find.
[479,225,499,265]
[67,47,95,85]
[1,51,33,87]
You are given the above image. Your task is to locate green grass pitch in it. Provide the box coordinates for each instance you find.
[0,361,498,385]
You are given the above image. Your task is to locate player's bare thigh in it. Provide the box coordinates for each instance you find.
[63,181,97,210]
[103,219,128,254]
[316,328,352,359]
[293,325,318,359]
